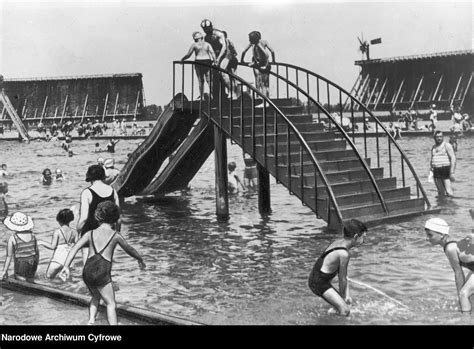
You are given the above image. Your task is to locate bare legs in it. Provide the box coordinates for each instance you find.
[88,283,117,325]
[321,288,350,316]
[459,273,474,314]
[434,177,454,197]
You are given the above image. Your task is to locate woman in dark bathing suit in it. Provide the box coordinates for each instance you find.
[61,201,146,325]
[425,215,474,314]
[308,219,368,316]
[77,164,121,264]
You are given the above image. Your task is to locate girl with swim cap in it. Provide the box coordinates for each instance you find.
[425,216,474,314]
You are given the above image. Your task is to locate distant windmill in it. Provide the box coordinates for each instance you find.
[357,33,382,60]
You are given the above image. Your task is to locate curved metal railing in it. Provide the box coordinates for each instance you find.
[237,63,389,214]
[173,60,344,227]
[269,62,431,209]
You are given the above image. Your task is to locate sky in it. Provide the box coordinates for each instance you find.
[0,0,472,106]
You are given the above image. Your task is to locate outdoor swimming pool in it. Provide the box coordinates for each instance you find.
[0,133,472,325]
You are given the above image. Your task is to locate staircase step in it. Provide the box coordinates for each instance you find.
[227,121,324,135]
[256,139,348,153]
[343,206,441,228]
[285,158,372,172]
[310,177,397,196]
[288,167,385,186]
[337,198,426,220]
[333,187,411,208]
[233,130,342,141]
[208,105,307,117]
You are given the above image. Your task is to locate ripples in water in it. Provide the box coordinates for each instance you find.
[0,136,473,324]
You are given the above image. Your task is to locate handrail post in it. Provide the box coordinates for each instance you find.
[172,63,176,110]
[181,64,184,111]
[240,83,244,144]
[263,100,267,167]
[251,90,256,156]
[316,78,320,123]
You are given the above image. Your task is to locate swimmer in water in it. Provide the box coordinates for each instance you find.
[308,219,368,316]
[55,168,65,181]
[425,217,474,314]
[60,201,146,325]
[40,168,53,185]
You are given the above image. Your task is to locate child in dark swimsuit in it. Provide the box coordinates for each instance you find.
[60,201,145,325]
[425,216,474,314]
[308,219,368,316]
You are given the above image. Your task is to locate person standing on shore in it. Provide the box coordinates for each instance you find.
[424,217,474,315]
[428,104,438,132]
[308,219,368,316]
[430,131,456,197]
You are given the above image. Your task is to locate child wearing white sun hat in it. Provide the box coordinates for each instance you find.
[425,215,474,314]
[1,212,39,282]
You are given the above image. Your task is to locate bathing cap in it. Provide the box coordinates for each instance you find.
[201,19,212,29]
[425,218,449,235]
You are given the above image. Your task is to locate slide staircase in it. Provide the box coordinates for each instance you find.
[169,61,436,229]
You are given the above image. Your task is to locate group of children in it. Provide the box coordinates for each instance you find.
[1,201,145,325]
[182,20,275,101]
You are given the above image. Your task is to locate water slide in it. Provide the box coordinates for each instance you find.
[140,116,214,196]
[0,90,30,141]
[112,97,200,197]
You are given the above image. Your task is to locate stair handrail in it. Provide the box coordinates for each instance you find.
[240,64,389,215]
[173,60,344,227]
[271,62,431,209]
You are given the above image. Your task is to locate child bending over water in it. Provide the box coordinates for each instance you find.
[1,212,39,282]
[425,216,474,314]
[38,208,78,279]
[228,161,246,194]
[308,219,368,316]
[60,201,146,325]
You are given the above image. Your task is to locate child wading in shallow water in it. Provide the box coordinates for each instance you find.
[60,201,146,325]
[1,212,39,282]
[308,219,368,316]
[425,216,474,314]
[38,208,78,279]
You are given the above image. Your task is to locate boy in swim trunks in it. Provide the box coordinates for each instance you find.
[308,219,368,316]
[60,201,145,325]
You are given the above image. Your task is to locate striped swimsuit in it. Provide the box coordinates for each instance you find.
[13,233,39,279]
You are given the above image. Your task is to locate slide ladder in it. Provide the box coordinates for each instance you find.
[0,90,30,141]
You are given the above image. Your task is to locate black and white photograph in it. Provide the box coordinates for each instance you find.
[0,0,473,332]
